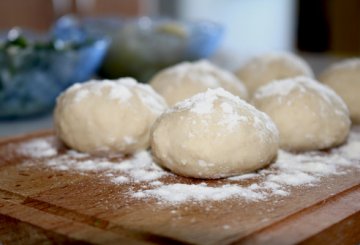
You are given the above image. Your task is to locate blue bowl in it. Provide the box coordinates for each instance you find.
[82,17,224,82]
[0,18,109,119]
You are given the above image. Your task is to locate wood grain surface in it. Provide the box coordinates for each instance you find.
[0,131,359,245]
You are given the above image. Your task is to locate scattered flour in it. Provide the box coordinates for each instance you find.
[112,176,129,184]
[20,145,169,183]
[253,76,348,115]
[66,78,167,116]
[170,88,278,135]
[70,78,135,103]
[333,137,360,159]
[17,128,360,204]
[159,60,247,97]
[227,173,259,181]
[18,137,58,158]
[132,183,265,202]
[267,172,318,186]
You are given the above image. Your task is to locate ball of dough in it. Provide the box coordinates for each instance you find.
[150,60,248,106]
[235,52,313,97]
[151,88,279,179]
[54,78,167,154]
[252,76,350,151]
[319,58,360,124]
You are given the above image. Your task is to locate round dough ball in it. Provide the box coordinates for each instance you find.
[54,78,167,154]
[319,58,360,124]
[235,52,314,97]
[151,88,279,179]
[252,76,350,151]
[150,60,248,106]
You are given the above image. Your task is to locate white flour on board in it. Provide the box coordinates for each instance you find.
[18,127,360,204]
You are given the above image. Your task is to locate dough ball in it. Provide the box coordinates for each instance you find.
[252,76,350,151]
[150,60,248,106]
[151,88,279,179]
[235,52,313,97]
[319,58,360,124]
[54,78,167,154]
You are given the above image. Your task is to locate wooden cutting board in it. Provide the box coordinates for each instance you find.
[0,131,359,245]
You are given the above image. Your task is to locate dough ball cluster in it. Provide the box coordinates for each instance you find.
[151,88,279,179]
[235,52,313,97]
[252,76,350,151]
[53,54,356,179]
[319,58,360,124]
[54,78,167,154]
[150,60,248,106]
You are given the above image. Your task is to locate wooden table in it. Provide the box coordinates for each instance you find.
[0,131,359,245]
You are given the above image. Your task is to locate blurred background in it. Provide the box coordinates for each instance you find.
[0,0,359,136]
[1,0,359,57]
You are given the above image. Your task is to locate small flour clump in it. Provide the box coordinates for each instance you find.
[253,76,351,151]
[332,129,360,159]
[18,137,58,158]
[150,60,248,106]
[151,88,279,179]
[54,78,167,154]
[132,183,265,203]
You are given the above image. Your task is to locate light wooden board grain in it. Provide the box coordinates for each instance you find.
[0,131,359,245]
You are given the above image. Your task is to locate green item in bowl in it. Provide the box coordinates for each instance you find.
[0,27,108,119]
